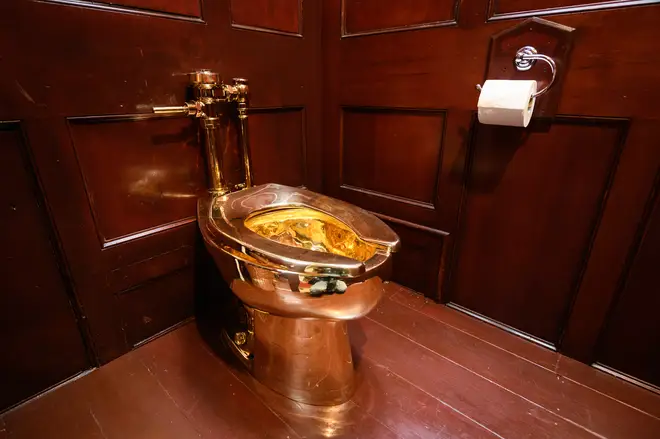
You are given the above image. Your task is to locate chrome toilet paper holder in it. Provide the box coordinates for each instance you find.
[476,46,557,98]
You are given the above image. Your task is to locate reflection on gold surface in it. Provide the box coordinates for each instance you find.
[245,207,380,262]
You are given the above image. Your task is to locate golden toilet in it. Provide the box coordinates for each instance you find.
[154,70,400,406]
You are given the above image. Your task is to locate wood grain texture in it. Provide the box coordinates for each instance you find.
[342,0,458,36]
[134,324,298,438]
[449,118,627,345]
[352,319,596,438]
[369,293,660,438]
[0,123,89,412]
[352,356,500,438]
[230,0,302,35]
[595,178,660,387]
[489,0,660,19]
[390,282,660,420]
[118,268,195,347]
[249,108,306,187]
[68,116,205,244]
[2,356,202,438]
[42,0,203,19]
[4,293,659,438]
[341,107,445,207]
[560,119,660,364]
[385,221,446,297]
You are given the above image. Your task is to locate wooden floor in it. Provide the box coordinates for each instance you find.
[2,283,659,439]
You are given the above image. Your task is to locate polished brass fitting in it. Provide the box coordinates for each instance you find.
[153,70,253,195]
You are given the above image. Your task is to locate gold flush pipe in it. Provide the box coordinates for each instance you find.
[152,70,253,195]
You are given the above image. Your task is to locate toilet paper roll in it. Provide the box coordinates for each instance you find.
[477,80,538,127]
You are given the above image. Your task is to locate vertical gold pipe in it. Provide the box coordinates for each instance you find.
[203,118,228,195]
[232,78,253,188]
[237,105,253,188]
[152,71,251,195]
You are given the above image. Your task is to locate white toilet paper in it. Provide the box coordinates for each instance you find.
[477,80,538,127]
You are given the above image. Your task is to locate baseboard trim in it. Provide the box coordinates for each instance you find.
[132,316,195,349]
[1,368,96,416]
[446,302,557,351]
[592,363,660,395]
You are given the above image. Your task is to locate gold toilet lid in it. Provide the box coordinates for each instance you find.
[199,184,400,278]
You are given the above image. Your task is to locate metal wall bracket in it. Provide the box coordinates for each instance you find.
[481,17,575,119]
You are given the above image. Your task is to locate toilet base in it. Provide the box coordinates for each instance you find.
[225,306,355,406]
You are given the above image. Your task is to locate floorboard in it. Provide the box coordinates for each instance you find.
[351,357,501,439]
[390,284,660,420]
[370,293,660,438]
[2,282,659,439]
[351,318,594,438]
[134,325,297,438]
[3,355,202,439]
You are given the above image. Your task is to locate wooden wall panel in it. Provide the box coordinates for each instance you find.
[69,116,205,245]
[323,0,660,386]
[0,122,89,411]
[249,108,306,187]
[449,118,627,346]
[342,0,458,36]
[595,178,660,387]
[230,0,302,36]
[119,267,195,346]
[44,0,202,19]
[383,219,447,297]
[490,0,660,20]
[106,244,194,293]
[341,107,445,208]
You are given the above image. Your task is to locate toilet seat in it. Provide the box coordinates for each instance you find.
[198,183,400,405]
[198,183,400,278]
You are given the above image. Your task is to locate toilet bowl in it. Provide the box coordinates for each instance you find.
[198,183,400,405]
[152,70,400,405]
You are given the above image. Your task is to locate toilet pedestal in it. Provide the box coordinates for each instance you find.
[249,308,354,406]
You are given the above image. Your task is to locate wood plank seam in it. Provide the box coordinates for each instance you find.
[364,315,611,439]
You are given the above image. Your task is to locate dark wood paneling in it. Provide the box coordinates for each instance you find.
[595,176,660,387]
[381,218,447,297]
[489,0,660,20]
[68,115,205,245]
[342,0,457,36]
[341,107,445,207]
[0,122,89,412]
[230,0,302,36]
[119,268,195,346]
[561,122,660,364]
[449,118,627,345]
[43,0,203,19]
[324,0,660,384]
[107,244,194,293]
[249,107,306,187]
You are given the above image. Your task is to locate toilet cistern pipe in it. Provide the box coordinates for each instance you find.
[151,70,253,194]
[231,78,253,188]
